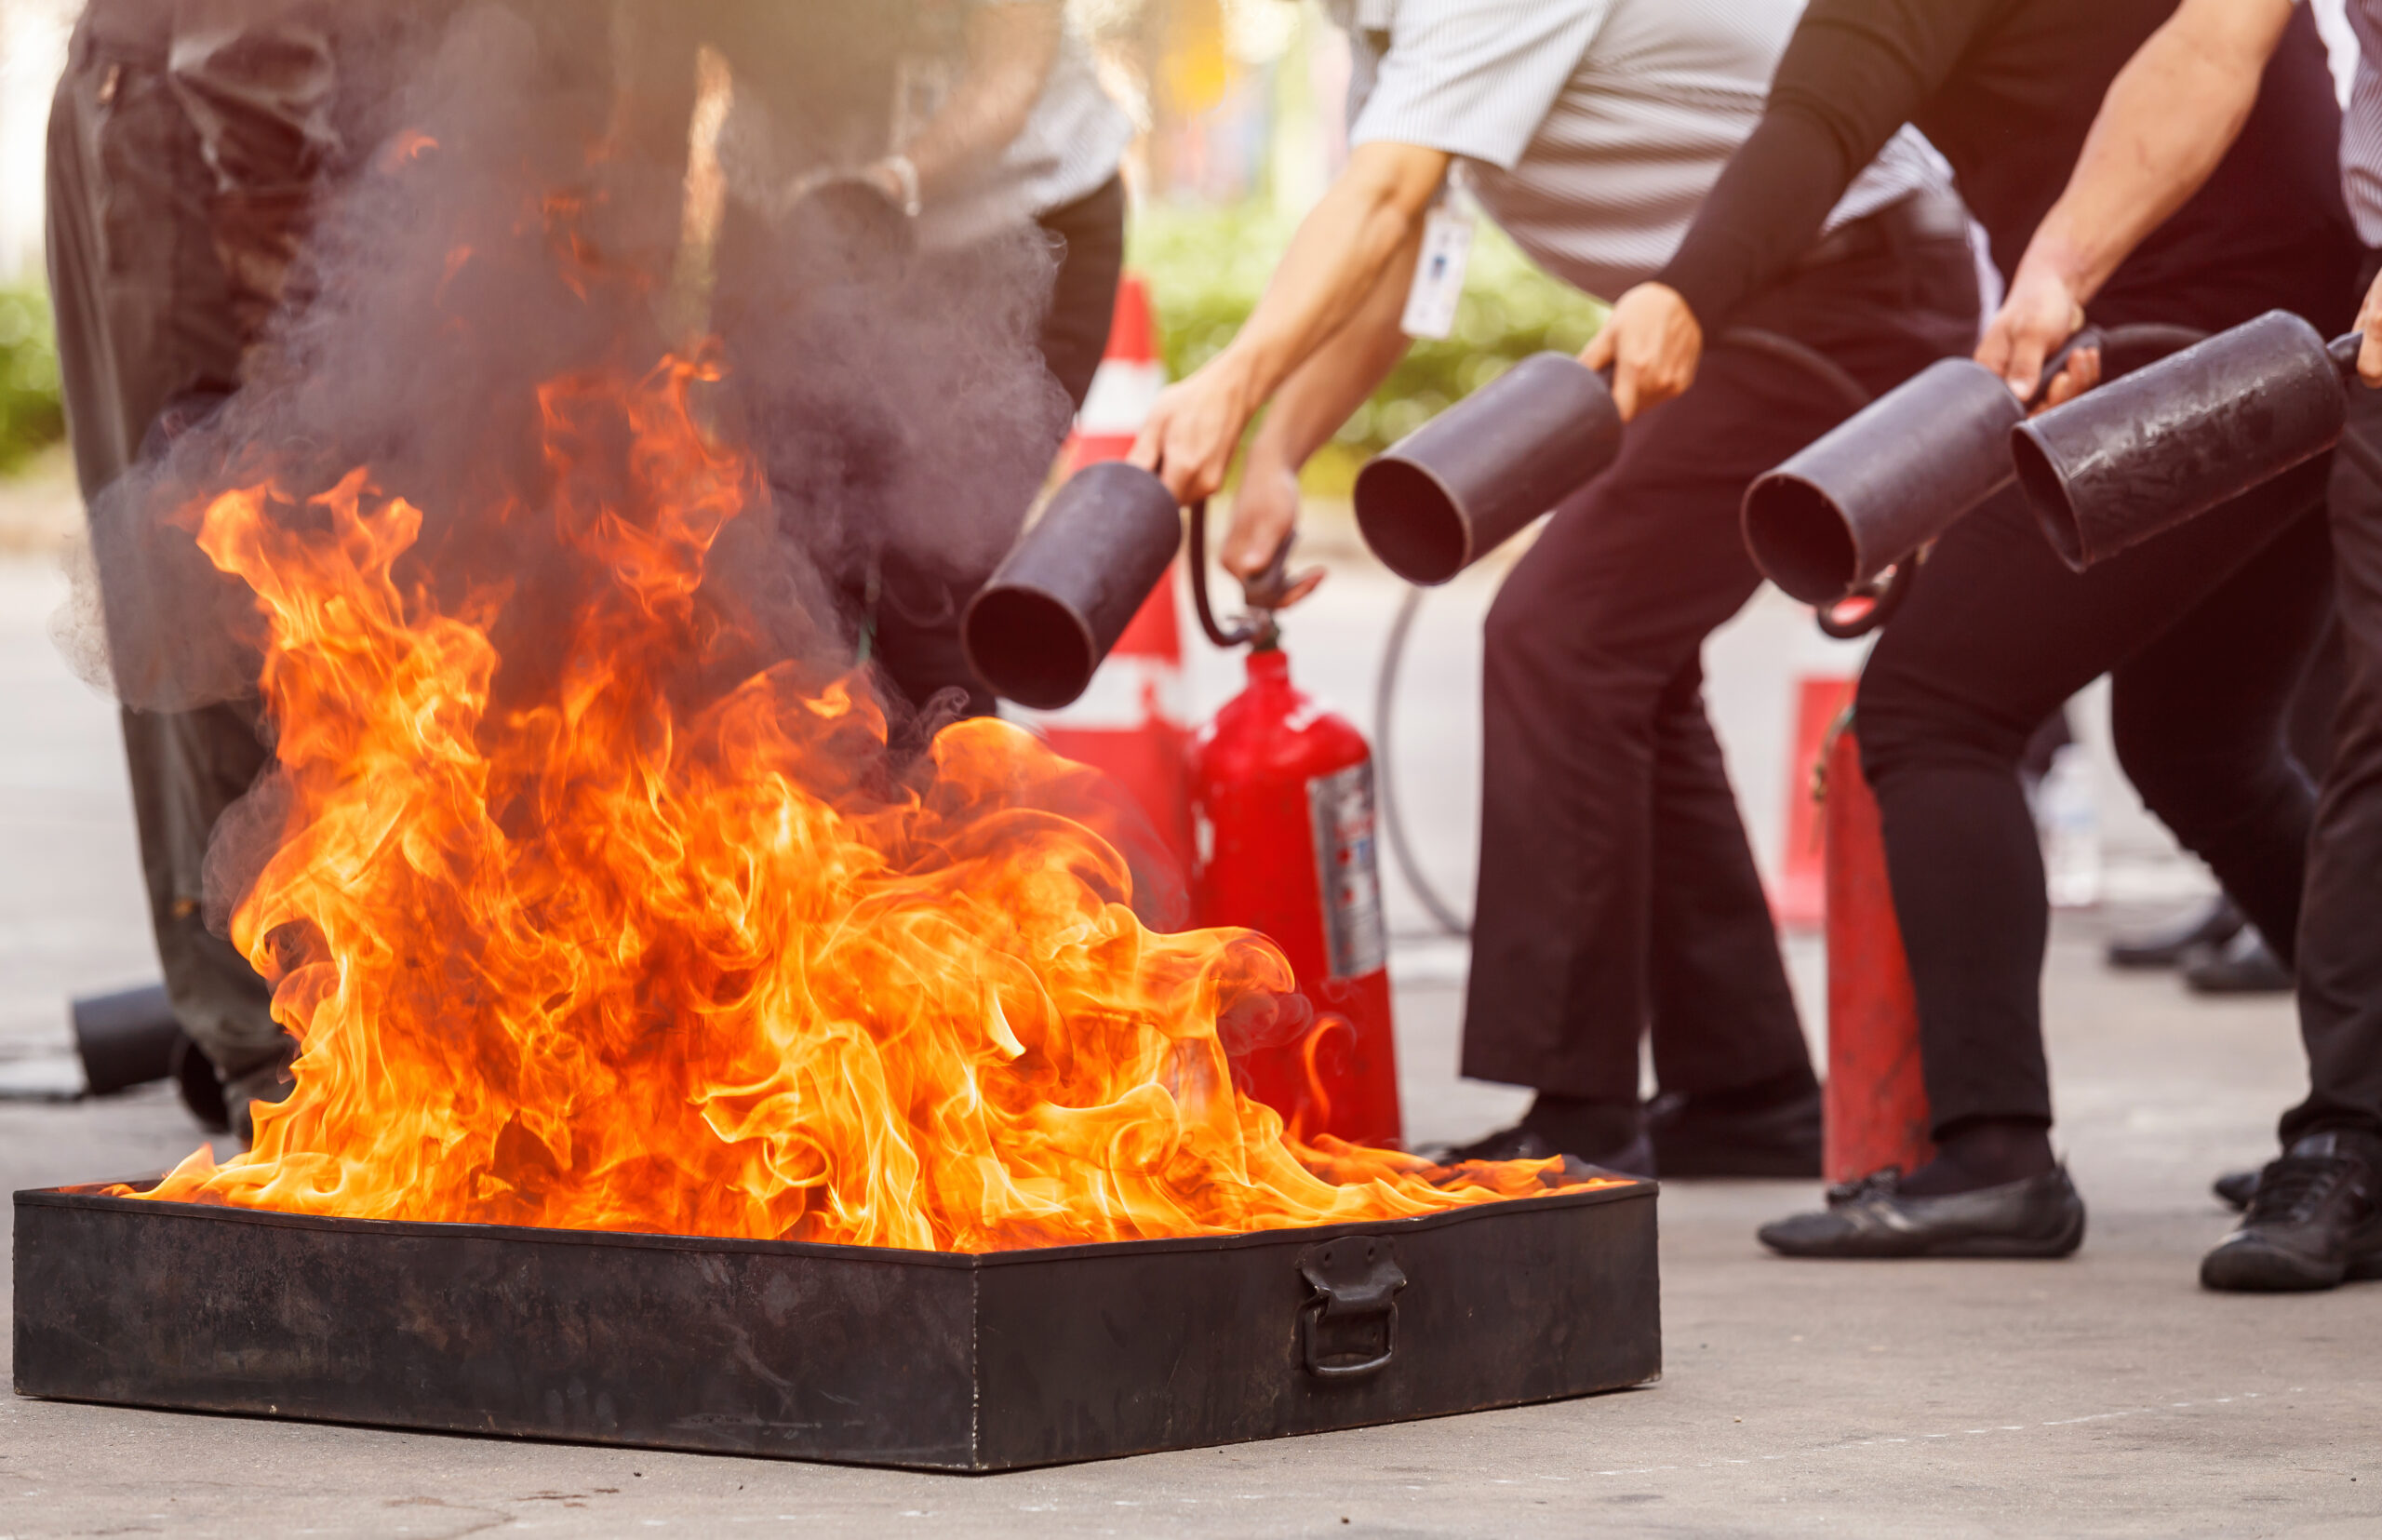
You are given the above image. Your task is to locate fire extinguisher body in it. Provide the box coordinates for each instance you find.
[1188,649,1403,1147]
[1822,720,1935,1183]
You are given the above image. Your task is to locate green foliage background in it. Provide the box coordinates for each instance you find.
[0,283,65,475]
[0,202,1603,486]
[1126,201,1607,490]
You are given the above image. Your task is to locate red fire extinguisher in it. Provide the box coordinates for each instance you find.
[1184,510,1402,1148]
[1820,712,1935,1183]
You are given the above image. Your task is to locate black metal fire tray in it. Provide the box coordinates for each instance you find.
[13,1178,1659,1472]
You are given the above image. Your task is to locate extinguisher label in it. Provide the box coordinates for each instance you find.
[1306,760,1388,980]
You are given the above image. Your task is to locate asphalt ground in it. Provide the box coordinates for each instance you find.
[4,514,2378,1536]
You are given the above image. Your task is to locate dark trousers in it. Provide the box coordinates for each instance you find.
[1861,487,2333,1135]
[2286,249,2382,1145]
[1035,174,1129,412]
[863,173,1126,724]
[1856,180,2356,1142]
[46,9,281,1086]
[1460,212,1980,1103]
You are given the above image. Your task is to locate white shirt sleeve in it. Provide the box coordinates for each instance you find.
[1348,0,1615,171]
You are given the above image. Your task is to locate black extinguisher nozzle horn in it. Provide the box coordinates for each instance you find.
[963,461,1183,712]
[2013,310,2347,572]
[1353,352,1623,585]
[1742,355,2027,606]
[1739,473,1863,608]
[2010,427,2085,570]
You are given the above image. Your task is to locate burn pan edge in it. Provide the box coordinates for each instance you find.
[13,1180,1660,1472]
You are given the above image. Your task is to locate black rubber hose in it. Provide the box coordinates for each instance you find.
[1187,500,1262,649]
[1372,584,1470,936]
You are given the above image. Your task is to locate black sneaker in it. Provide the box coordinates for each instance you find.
[2181,928,2294,996]
[1646,1083,1822,1179]
[2213,1169,2259,1212]
[1427,1123,1655,1180]
[2106,896,2242,971]
[1758,1166,2086,1259]
[2200,1132,2382,1292]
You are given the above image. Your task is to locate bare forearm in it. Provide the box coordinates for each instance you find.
[2015,0,2293,302]
[1248,225,1423,473]
[1207,143,1449,423]
[1131,141,1446,503]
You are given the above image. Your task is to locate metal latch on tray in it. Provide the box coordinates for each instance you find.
[1296,1238,1407,1381]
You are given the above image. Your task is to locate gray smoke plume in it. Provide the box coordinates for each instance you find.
[78,0,1071,720]
[65,1,1172,941]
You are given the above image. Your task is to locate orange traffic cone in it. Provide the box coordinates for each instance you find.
[1028,274,1197,868]
[1064,274,1168,472]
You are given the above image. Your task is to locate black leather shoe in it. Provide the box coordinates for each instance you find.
[1758,1166,2085,1259]
[2106,896,2242,971]
[1646,1085,1822,1178]
[2200,1132,2382,1292]
[2182,927,2294,996]
[2214,1169,2259,1212]
[1428,1123,1655,1179]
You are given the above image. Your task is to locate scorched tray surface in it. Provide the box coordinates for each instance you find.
[12,1177,1660,1471]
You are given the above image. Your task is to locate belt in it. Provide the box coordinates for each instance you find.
[1799,186,1972,271]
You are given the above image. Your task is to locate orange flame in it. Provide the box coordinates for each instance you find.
[130,355,1599,1251]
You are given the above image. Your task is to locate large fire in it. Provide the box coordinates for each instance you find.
[129,353,1595,1251]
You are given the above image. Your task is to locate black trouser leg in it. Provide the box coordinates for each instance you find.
[1461,229,1979,1102]
[2288,274,2382,1145]
[118,703,279,1078]
[2288,613,2346,783]
[1465,504,1782,1100]
[868,175,1126,725]
[47,22,279,1082]
[2110,513,2331,969]
[1033,174,1126,416]
[1643,653,1812,1098]
[1857,469,2333,1138]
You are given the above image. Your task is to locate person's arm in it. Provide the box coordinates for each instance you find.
[167,0,340,356]
[1587,0,1994,419]
[870,1,1063,210]
[1218,221,1425,596]
[1132,0,1608,502]
[1133,139,1448,502]
[2358,269,2382,388]
[1131,141,1449,503]
[1977,0,2297,402]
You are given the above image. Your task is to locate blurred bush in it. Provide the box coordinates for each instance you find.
[0,283,66,475]
[1127,200,1606,489]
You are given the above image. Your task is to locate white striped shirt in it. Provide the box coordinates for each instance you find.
[2340,1,2382,245]
[1324,0,1952,303]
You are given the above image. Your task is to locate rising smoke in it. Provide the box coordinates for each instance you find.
[68,1,1114,929]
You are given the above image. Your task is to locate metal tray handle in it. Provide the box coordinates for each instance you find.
[1296,1239,1408,1381]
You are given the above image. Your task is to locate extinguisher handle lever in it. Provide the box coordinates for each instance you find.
[1189,499,1291,649]
[1241,529,1301,612]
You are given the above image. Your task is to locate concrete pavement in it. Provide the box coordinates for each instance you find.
[4,514,2379,1537]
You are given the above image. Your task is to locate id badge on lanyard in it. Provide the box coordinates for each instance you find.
[1401,183,1476,341]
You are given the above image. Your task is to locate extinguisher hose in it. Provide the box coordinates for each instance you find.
[1372,326,1875,937]
[1373,583,1473,937]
